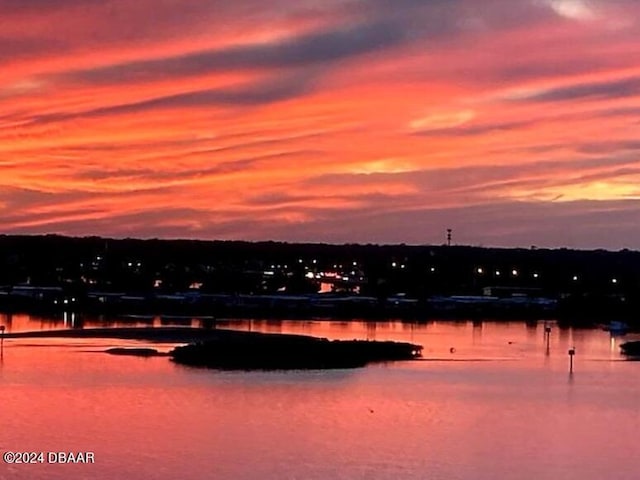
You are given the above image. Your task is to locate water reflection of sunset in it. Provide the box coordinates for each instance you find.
[1,314,629,364]
[1,317,639,479]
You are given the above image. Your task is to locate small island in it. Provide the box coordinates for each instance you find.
[170,332,423,370]
[2,327,423,370]
[620,341,640,357]
[105,347,167,357]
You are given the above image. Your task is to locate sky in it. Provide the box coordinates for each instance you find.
[2,0,640,249]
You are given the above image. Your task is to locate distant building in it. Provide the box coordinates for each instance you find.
[482,286,543,298]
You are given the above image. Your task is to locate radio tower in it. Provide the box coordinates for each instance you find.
[446,228,452,247]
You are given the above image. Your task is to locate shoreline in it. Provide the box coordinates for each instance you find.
[1,326,225,342]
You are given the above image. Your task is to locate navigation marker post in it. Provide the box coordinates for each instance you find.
[0,325,5,357]
[544,323,551,354]
[568,346,575,373]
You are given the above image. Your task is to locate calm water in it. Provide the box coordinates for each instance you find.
[1,314,640,480]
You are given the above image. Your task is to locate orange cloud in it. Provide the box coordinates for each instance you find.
[2,0,640,248]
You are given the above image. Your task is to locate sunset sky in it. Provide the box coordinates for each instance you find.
[2,0,640,248]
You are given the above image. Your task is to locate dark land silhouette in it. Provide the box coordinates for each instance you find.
[3,326,422,369]
[0,234,639,324]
